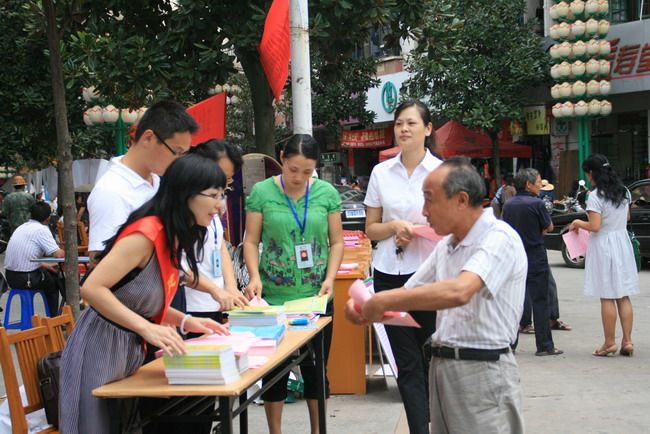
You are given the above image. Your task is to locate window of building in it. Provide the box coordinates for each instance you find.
[610,0,650,23]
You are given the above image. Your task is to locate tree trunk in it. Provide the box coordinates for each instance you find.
[489,130,502,189]
[44,0,80,319]
[237,48,277,157]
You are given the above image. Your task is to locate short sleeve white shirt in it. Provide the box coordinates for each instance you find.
[364,150,442,274]
[405,210,528,349]
[5,220,61,272]
[183,216,225,312]
[87,156,160,251]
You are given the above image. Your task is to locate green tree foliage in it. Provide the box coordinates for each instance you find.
[0,1,112,169]
[405,0,549,182]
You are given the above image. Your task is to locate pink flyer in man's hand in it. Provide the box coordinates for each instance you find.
[413,226,443,242]
[348,279,421,328]
[562,229,589,259]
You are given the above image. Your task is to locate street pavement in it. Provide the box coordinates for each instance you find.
[1,250,649,433]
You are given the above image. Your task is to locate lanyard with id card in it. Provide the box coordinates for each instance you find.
[211,219,222,278]
[280,175,314,269]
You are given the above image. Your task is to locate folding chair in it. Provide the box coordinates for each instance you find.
[0,325,58,433]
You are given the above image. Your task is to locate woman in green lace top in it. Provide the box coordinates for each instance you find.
[243,133,343,434]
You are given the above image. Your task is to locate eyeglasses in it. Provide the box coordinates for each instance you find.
[153,131,189,157]
[197,192,226,201]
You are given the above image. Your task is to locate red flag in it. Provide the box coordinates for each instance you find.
[258,0,290,101]
[187,93,227,146]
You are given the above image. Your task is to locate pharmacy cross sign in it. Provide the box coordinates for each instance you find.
[381,81,398,113]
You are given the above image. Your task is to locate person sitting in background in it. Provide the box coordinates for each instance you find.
[3,175,35,234]
[4,202,64,314]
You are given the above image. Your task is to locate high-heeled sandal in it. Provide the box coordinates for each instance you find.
[620,342,634,357]
[592,344,618,357]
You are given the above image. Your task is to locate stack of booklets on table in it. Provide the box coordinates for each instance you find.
[162,343,240,385]
[228,306,286,327]
[185,332,260,373]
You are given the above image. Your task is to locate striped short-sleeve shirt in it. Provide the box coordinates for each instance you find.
[404,209,527,349]
[4,220,60,272]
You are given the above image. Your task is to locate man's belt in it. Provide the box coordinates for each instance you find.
[431,346,510,362]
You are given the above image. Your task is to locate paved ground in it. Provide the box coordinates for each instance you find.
[2,250,649,433]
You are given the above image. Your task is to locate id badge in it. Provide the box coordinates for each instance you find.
[212,249,222,277]
[295,243,314,269]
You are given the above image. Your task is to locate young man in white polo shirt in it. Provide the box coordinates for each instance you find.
[5,202,64,314]
[346,157,527,433]
[87,100,198,260]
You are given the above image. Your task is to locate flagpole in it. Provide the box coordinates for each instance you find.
[290,0,313,135]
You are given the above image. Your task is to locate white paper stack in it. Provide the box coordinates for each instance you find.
[163,343,240,385]
[228,306,286,327]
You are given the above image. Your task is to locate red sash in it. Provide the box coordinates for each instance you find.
[116,216,178,324]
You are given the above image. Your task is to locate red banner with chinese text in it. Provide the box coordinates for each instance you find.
[341,127,393,149]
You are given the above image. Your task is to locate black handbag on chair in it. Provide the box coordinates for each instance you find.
[38,351,62,428]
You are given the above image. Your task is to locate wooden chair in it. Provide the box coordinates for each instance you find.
[32,305,75,353]
[0,326,59,433]
[56,220,88,255]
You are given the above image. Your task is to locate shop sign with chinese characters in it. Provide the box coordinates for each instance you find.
[606,20,650,94]
[523,106,550,135]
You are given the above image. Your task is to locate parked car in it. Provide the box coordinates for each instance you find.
[544,178,650,268]
[335,185,367,232]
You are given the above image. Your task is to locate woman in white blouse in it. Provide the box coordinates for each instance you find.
[364,99,442,434]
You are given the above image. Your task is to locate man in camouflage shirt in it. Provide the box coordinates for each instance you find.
[3,175,35,234]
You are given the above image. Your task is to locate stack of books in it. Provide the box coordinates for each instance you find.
[163,343,240,385]
[228,306,286,327]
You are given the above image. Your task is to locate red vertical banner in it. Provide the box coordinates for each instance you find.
[187,93,227,146]
[258,0,291,100]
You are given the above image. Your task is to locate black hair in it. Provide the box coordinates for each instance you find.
[283,134,319,162]
[30,201,52,222]
[439,157,486,207]
[394,99,435,151]
[504,172,514,185]
[582,153,627,207]
[98,154,226,285]
[134,100,199,142]
[190,139,244,172]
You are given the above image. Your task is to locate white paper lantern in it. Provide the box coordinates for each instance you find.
[551,84,562,99]
[585,0,599,15]
[598,40,611,56]
[550,25,560,40]
[574,100,589,116]
[550,44,561,59]
[550,4,560,20]
[559,61,572,78]
[585,58,600,74]
[572,61,586,76]
[559,42,572,57]
[570,0,586,15]
[222,84,231,93]
[573,40,587,57]
[598,20,610,36]
[214,84,223,94]
[599,59,611,75]
[600,100,612,115]
[597,0,609,15]
[599,80,611,95]
[585,18,599,34]
[102,105,119,123]
[561,102,575,117]
[83,110,93,126]
[88,105,103,123]
[571,21,586,38]
[122,109,139,124]
[551,64,562,79]
[229,95,240,104]
[572,80,587,96]
[552,103,564,118]
[557,1,570,17]
[559,82,573,97]
[587,80,600,95]
[558,22,571,38]
[586,39,600,55]
[588,99,601,115]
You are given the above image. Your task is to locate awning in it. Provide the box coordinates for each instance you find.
[341,127,393,149]
[435,121,532,159]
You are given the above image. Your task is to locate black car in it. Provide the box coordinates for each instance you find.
[335,185,367,232]
[544,178,650,268]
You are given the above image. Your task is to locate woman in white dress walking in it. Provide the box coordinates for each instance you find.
[570,154,639,357]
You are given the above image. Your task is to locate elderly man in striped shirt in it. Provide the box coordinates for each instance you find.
[346,157,527,434]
